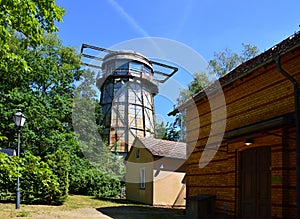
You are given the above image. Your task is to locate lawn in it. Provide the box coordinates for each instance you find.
[0,195,185,219]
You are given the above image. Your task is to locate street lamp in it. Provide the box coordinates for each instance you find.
[13,109,26,209]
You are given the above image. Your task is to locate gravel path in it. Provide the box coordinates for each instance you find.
[27,208,113,219]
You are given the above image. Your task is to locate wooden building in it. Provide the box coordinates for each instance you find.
[125,137,186,207]
[170,32,300,218]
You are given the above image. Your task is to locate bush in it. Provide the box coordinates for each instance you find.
[46,149,69,204]
[0,152,18,201]
[0,151,68,205]
[21,153,61,204]
[0,149,122,204]
[68,155,121,198]
[68,155,90,195]
[92,170,121,198]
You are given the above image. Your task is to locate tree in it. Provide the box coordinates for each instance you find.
[73,68,125,182]
[0,33,82,156]
[0,32,124,200]
[173,43,259,141]
[209,43,259,77]
[0,0,65,73]
[177,43,259,104]
[155,122,167,139]
[177,72,211,105]
[155,121,181,142]
[164,121,181,142]
[172,73,210,142]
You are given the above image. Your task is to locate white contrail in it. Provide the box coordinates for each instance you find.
[174,0,195,37]
[106,0,166,60]
[106,0,150,37]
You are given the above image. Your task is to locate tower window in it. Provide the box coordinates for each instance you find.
[130,61,143,72]
[115,61,129,75]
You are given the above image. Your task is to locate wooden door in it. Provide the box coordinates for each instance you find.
[240,147,271,219]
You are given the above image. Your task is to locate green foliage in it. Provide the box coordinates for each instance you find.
[46,149,70,204]
[72,68,104,152]
[177,72,210,105]
[0,153,18,200]
[0,152,67,205]
[0,19,123,203]
[0,0,65,73]
[16,210,29,217]
[155,122,166,139]
[71,68,125,194]
[87,143,125,182]
[164,118,181,142]
[20,153,61,204]
[177,43,259,105]
[0,132,8,141]
[172,72,210,142]
[187,72,211,95]
[0,33,82,157]
[68,155,92,195]
[68,155,121,198]
[91,169,121,198]
[208,43,259,77]
[171,44,260,142]
[155,121,181,142]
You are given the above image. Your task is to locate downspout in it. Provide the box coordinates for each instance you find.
[274,55,300,219]
[234,149,238,219]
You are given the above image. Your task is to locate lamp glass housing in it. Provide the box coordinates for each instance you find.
[13,109,26,128]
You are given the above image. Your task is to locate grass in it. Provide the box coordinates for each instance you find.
[63,194,135,209]
[0,195,185,219]
[0,195,131,218]
[16,210,29,217]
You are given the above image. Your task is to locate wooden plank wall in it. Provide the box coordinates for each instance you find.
[185,48,300,218]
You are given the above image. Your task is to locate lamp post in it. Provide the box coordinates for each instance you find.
[13,109,26,209]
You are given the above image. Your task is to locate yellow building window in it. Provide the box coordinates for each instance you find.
[139,168,146,189]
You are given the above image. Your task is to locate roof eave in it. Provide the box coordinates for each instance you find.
[168,32,300,115]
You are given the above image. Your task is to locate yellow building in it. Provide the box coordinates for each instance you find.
[125,137,186,207]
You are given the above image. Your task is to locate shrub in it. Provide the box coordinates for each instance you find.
[46,149,69,204]
[17,153,61,204]
[68,155,121,198]
[0,151,68,205]
[91,170,121,198]
[68,155,90,195]
[0,152,18,200]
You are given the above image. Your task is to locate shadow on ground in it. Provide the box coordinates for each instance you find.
[96,205,186,219]
[94,197,142,205]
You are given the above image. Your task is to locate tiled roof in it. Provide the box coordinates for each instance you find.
[137,137,186,159]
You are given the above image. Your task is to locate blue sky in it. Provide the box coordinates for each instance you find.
[56,0,300,59]
[56,0,300,123]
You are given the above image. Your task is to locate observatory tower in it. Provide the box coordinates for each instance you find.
[81,44,178,156]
